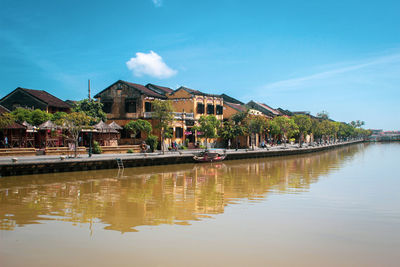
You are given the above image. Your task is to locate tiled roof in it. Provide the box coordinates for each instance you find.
[0,105,10,114]
[255,101,280,115]
[1,121,26,130]
[121,81,166,98]
[18,88,71,109]
[17,87,71,108]
[221,94,244,105]
[175,86,222,98]
[108,121,123,130]
[38,120,59,129]
[146,83,173,95]
[225,102,247,112]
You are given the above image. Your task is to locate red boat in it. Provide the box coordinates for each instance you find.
[193,149,226,162]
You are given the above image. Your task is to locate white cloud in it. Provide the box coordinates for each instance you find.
[152,0,163,7]
[126,51,177,79]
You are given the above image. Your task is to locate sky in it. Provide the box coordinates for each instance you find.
[1,0,399,130]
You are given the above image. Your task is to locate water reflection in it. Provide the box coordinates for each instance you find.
[0,144,363,233]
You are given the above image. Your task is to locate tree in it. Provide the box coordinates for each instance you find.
[152,100,174,154]
[51,111,68,122]
[245,116,268,150]
[317,110,329,120]
[350,120,365,128]
[11,108,52,126]
[194,115,220,149]
[0,112,14,129]
[124,119,152,144]
[273,116,299,146]
[55,112,93,158]
[219,120,235,147]
[219,120,246,149]
[72,99,106,123]
[293,114,312,147]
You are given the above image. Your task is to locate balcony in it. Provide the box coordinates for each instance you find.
[143,112,154,118]
[173,112,194,120]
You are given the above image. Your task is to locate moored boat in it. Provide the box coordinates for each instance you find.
[193,149,226,162]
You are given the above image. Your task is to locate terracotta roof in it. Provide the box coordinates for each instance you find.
[94,80,167,99]
[174,86,221,98]
[0,121,26,130]
[0,105,10,114]
[121,81,166,98]
[225,102,247,112]
[252,101,280,116]
[146,83,174,95]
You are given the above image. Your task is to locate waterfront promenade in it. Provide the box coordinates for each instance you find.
[0,140,362,177]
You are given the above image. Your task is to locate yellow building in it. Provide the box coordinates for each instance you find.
[167,86,224,148]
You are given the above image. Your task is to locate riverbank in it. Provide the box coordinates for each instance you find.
[0,140,363,177]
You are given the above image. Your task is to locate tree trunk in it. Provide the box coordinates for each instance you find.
[74,138,78,158]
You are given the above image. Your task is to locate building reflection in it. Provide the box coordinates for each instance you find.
[0,144,363,233]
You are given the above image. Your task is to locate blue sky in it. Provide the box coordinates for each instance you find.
[1,0,399,130]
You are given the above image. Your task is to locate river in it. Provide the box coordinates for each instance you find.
[1,143,399,266]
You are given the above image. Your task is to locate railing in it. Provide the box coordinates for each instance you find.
[173,112,194,119]
[143,112,154,118]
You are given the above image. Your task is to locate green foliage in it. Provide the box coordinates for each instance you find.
[219,120,235,141]
[195,115,220,140]
[316,110,329,120]
[92,141,102,154]
[231,111,248,124]
[127,149,134,153]
[152,99,174,153]
[51,112,68,122]
[273,116,299,140]
[350,120,365,128]
[55,112,93,157]
[246,116,268,135]
[72,99,106,123]
[11,108,52,126]
[124,119,152,138]
[145,134,158,152]
[293,114,312,135]
[0,112,14,129]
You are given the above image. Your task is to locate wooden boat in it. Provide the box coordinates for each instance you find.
[193,149,226,162]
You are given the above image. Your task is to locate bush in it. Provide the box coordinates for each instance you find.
[92,141,102,154]
[146,135,158,152]
[199,145,206,149]
[127,149,134,153]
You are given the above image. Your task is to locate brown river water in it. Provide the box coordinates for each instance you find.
[1,143,399,266]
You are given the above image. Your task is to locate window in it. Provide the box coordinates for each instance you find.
[216,105,223,115]
[125,100,136,113]
[197,103,204,114]
[145,102,152,112]
[207,104,214,114]
[175,127,183,138]
[102,101,112,113]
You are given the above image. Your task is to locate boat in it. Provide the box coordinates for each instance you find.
[193,149,226,162]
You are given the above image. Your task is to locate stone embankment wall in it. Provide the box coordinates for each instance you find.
[0,141,362,177]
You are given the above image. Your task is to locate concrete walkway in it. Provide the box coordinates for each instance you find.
[0,142,348,165]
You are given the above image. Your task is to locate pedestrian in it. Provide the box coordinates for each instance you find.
[4,136,8,148]
[228,139,231,149]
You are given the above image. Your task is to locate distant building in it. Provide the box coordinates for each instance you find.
[247,100,281,118]
[0,87,71,113]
